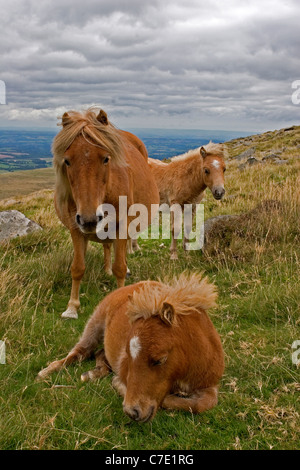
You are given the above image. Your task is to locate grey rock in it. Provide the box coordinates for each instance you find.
[233,147,256,161]
[203,214,240,247]
[0,210,42,242]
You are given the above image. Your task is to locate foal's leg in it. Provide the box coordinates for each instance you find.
[183,203,196,252]
[81,349,111,382]
[62,231,88,319]
[170,210,178,260]
[37,306,106,380]
[112,239,128,288]
[161,386,219,414]
[103,243,113,276]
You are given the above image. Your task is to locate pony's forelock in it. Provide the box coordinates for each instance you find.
[52,108,127,168]
[127,272,218,326]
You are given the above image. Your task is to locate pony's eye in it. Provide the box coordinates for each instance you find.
[204,168,210,175]
[64,159,70,167]
[223,168,226,172]
[103,156,110,165]
[150,357,167,367]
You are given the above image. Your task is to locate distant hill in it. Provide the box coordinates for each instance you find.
[0,167,55,200]
[0,124,299,202]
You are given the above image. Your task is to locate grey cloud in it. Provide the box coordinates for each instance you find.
[0,0,299,131]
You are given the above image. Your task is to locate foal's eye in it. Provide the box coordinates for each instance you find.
[204,168,210,175]
[150,357,167,367]
[103,156,110,165]
[64,159,70,167]
[223,168,226,173]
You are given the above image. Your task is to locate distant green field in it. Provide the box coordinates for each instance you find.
[0,167,55,200]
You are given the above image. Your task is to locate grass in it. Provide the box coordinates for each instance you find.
[0,129,299,450]
[0,167,55,200]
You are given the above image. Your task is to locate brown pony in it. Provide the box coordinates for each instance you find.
[52,108,159,319]
[147,142,227,259]
[37,272,224,422]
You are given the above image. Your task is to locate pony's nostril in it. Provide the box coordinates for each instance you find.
[125,406,140,421]
[76,214,82,226]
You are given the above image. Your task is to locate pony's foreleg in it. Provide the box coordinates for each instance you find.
[112,239,128,288]
[37,305,106,381]
[103,243,113,276]
[62,231,88,319]
[81,349,111,382]
[161,386,219,414]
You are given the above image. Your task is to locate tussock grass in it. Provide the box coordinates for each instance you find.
[0,129,299,450]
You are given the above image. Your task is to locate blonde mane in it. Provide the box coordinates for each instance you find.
[52,107,127,204]
[52,108,126,167]
[127,272,218,325]
[171,142,226,163]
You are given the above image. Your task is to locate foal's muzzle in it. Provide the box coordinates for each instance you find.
[123,404,155,423]
[212,187,225,200]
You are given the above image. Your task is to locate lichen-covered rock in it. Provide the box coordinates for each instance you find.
[0,210,42,242]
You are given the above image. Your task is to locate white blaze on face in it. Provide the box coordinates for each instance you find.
[212,159,220,169]
[129,336,141,360]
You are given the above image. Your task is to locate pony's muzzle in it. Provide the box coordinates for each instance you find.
[212,187,225,200]
[123,404,155,423]
[76,213,104,232]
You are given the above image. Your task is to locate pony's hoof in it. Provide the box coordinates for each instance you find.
[132,243,141,252]
[61,307,78,319]
[170,253,178,260]
[126,270,131,279]
[81,371,92,383]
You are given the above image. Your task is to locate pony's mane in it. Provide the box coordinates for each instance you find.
[52,108,127,204]
[127,272,217,325]
[52,108,126,169]
[171,142,226,163]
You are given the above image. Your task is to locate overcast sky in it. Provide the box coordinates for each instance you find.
[0,0,299,132]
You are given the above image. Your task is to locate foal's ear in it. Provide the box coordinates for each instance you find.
[62,112,70,127]
[97,109,109,125]
[161,302,175,325]
[200,147,207,159]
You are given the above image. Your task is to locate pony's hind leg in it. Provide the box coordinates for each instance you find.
[103,243,113,276]
[112,239,128,287]
[161,386,218,414]
[81,349,111,382]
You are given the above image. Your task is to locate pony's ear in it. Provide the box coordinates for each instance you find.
[161,302,175,325]
[62,112,70,127]
[97,109,109,125]
[200,147,207,159]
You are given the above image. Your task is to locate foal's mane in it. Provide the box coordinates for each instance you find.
[171,142,226,163]
[127,272,218,326]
